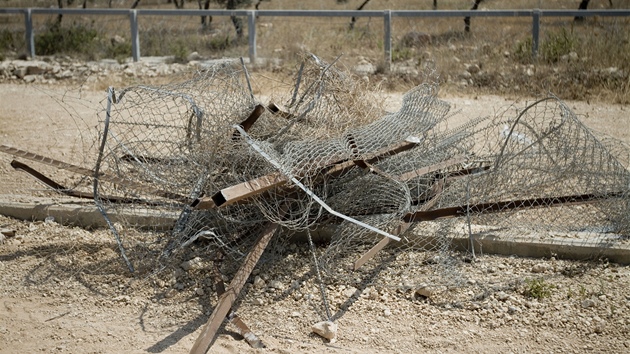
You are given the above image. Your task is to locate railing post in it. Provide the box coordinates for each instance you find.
[384,10,392,71]
[24,9,35,58]
[130,9,140,62]
[532,9,540,59]
[248,10,256,65]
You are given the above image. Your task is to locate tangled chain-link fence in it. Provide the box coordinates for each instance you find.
[89,55,630,293]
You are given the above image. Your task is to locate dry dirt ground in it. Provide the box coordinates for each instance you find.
[0,80,629,353]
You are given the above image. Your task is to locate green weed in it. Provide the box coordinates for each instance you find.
[524,277,555,299]
[540,27,578,63]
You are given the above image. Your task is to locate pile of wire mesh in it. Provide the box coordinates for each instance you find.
[92,54,630,287]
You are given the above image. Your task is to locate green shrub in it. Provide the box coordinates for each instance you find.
[35,21,98,57]
[392,46,413,62]
[513,37,533,64]
[513,28,578,64]
[207,35,233,51]
[524,277,555,299]
[170,39,189,63]
[107,40,132,63]
[0,29,17,52]
[540,27,577,63]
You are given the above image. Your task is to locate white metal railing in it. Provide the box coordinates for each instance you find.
[0,8,629,66]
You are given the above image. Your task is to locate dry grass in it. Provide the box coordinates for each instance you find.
[0,0,628,102]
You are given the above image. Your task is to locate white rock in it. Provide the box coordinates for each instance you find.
[23,74,38,83]
[180,257,203,271]
[187,51,202,61]
[531,263,548,273]
[342,286,357,298]
[269,280,284,290]
[111,35,126,45]
[582,298,597,308]
[496,291,509,301]
[415,285,433,299]
[354,63,376,76]
[312,321,338,342]
[253,276,266,289]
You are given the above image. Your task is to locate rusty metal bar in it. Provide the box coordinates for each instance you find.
[10,160,173,206]
[210,260,265,349]
[192,139,420,210]
[189,205,287,354]
[0,144,189,203]
[396,155,467,182]
[232,104,265,140]
[403,192,626,223]
[353,222,411,271]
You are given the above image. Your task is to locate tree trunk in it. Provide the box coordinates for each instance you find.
[199,0,211,28]
[227,0,243,39]
[575,0,590,21]
[464,0,483,32]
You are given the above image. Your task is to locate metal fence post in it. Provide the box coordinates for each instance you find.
[24,9,35,58]
[130,9,140,62]
[384,10,392,71]
[248,10,256,65]
[532,9,540,59]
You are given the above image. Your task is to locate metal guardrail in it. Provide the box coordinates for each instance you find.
[0,8,629,66]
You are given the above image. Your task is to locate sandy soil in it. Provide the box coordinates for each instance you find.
[1,80,629,353]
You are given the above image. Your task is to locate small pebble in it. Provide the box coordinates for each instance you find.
[582,299,596,308]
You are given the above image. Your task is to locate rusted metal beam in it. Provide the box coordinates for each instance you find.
[0,144,189,203]
[396,155,467,182]
[192,172,286,209]
[210,258,265,349]
[353,222,411,270]
[403,192,626,223]
[189,206,286,354]
[354,188,626,270]
[232,104,265,140]
[192,139,421,210]
[9,159,171,206]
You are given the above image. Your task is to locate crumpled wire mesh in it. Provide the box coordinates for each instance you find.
[92,55,630,294]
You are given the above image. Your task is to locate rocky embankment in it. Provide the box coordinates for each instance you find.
[0,53,220,85]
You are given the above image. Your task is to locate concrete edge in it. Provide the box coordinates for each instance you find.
[0,199,175,230]
[1,200,629,265]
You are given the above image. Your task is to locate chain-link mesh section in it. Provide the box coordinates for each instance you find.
[93,55,630,290]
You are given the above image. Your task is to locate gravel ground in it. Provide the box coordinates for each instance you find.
[1,76,629,353]
[1,213,629,353]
